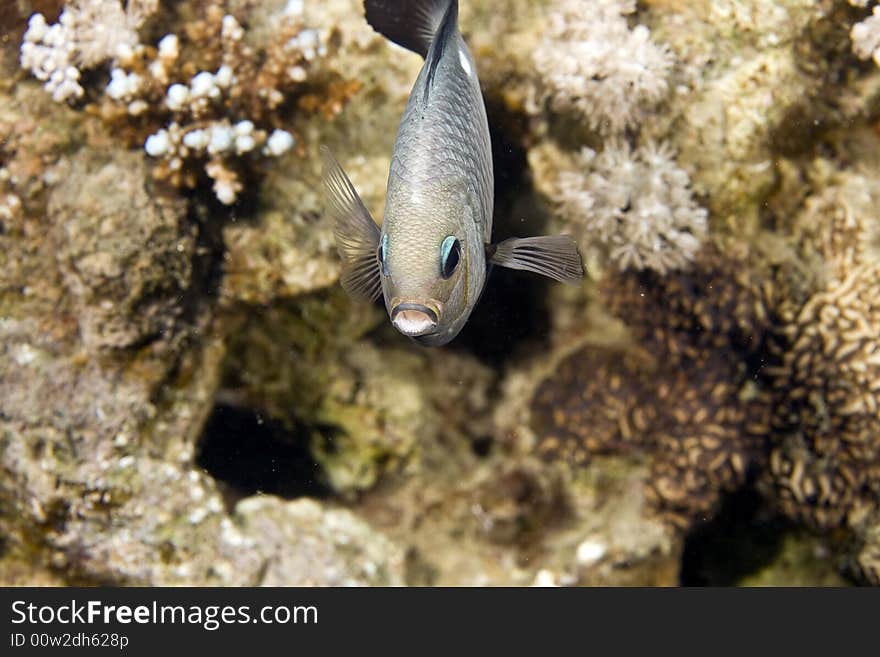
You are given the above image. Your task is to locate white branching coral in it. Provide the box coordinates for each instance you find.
[533,0,673,135]
[131,9,317,204]
[19,0,157,103]
[19,1,330,205]
[851,4,880,66]
[20,14,81,102]
[144,119,295,204]
[556,141,707,274]
[0,193,23,224]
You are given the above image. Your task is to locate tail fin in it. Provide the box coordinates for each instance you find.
[364,0,455,59]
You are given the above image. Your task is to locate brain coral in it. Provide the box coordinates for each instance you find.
[761,183,880,534]
[766,262,880,529]
[756,165,880,583]
[533,169,880,562]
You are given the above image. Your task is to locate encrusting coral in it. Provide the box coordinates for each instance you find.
[48,148,196,350]
[532,243,772,527]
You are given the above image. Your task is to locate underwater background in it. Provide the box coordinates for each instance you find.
[1,0,878,586]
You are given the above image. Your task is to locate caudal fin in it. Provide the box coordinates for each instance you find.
[488,236,584,284]
[320,146,383,301]
[364,0,455,59]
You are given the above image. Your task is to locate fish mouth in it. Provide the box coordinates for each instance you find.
[390,302,440,337]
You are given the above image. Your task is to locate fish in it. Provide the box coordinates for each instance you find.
[322,0,583,346]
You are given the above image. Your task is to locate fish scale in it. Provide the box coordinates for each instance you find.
[389,44,493,241]
[321,0,583,346]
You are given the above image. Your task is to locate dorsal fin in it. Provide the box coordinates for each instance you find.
[364,0,455,59]
[423,0,457,101]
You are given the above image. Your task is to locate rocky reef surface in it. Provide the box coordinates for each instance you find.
[1,0,878,586]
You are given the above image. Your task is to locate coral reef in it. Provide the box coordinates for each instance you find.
[4,0,880,587]
[528,151,880,579]
[385,453,681,587]
[20,0,158,102]
[217,496,405,585]
[766,260,880,529]
[0,1,402,586]
[647,0,861,224]
[129,5,324,204]
[756,162,880,583]
[219,292,495,494]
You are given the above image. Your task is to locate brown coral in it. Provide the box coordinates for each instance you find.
[532,244,772,527]
[534,186,880,556]
[532,342,767,528]
[757,167,880,539]
[533,347,653,467]
[764,261,880,530]
[600,240,772,357]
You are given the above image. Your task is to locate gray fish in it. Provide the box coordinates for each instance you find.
[322,0,583,346]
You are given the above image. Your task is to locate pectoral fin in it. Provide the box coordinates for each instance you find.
[321,146,382,301]
[488,236,584,284]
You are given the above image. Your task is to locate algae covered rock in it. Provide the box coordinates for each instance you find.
[736,531,850,587]
[230,496,405,586]
[49,148,196,350]
[221,292,495,494]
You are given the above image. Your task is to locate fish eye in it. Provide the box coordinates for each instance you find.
[378,234,389,276]
[440,236,461,279]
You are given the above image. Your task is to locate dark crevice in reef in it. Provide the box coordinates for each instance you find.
[180,195,228,327]
[769,4,871,160]
[679,487,790,586]
[471,435,494,458]
[450,100,554,368]
[195,403,332,508]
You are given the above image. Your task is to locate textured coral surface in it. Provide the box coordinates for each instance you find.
[2,0,880,586]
